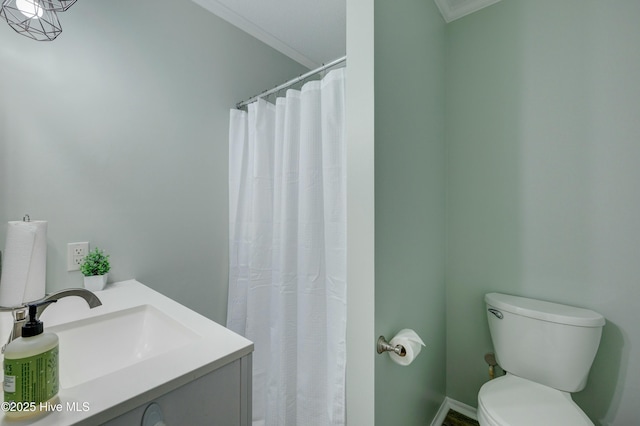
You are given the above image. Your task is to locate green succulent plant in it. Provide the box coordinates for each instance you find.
[80,248,111,277]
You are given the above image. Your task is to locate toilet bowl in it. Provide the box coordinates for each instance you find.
[477,374,593,426]
[478,293,604,426]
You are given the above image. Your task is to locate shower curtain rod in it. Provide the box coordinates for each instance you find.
[235,55,346,109]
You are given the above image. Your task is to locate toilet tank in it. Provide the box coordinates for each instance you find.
[485,293,605,393]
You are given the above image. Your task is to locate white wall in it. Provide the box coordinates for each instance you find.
[0,0,306,324]
[345,0,375,423]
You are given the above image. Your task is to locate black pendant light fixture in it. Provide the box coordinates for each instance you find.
[42,0,76,12]
[0,0,76,41]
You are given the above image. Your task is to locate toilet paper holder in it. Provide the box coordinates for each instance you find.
[376,335,406,357]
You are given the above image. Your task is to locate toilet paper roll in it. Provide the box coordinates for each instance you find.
[0,221,47,306]
[388,328,425,366]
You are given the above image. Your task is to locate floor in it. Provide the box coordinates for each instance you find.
[441,409,480,426]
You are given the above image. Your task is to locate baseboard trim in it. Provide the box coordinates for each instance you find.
[430,398,451,426]
[430,397,478,426]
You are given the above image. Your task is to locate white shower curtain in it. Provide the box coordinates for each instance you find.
[227,68,346,426]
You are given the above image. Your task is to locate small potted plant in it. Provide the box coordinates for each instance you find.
[80,247,111,291]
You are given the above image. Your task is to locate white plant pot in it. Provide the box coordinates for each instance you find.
[83,274,108,291]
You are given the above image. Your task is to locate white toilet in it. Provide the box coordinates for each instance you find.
[477,292,605,426]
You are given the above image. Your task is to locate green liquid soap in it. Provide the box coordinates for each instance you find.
[3,302,59,419]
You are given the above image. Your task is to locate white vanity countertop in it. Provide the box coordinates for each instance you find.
[0,279,253,425]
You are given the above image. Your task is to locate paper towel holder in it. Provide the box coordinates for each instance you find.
[376,335,406,357]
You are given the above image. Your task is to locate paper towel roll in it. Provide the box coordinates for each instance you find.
[0,221,47,306]
[388,328,425,366]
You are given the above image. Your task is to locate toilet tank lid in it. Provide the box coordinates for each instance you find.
[485,293,605,327]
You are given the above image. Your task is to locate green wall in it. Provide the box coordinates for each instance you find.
[374,0,447,423]
[0,0,306,324]
[446,1,640,424]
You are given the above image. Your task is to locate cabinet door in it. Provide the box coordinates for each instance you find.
[105,358,245,426]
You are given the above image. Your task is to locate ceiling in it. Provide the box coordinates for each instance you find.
[434,0,502,23]
[191,0,503,70]
[192,0,346,69]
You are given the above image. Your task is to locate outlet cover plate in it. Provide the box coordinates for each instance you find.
[67,242,89,272]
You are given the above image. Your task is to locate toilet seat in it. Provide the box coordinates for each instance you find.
[477,374,593,426]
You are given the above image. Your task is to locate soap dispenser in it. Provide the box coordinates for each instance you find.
[3,301,59,419]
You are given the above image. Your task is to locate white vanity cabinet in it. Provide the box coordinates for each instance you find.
[0,280,253,426]
[105,355,251,426]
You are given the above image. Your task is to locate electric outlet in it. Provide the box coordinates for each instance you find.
[67,242,89,272]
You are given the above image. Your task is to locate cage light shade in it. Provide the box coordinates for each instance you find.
[1,0,62,41]
[42,0,76,12]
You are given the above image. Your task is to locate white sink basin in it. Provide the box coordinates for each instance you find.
[0,280,253,425]
[49,304,199,389]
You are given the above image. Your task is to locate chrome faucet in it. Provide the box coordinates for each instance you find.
[1,288,102,352]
